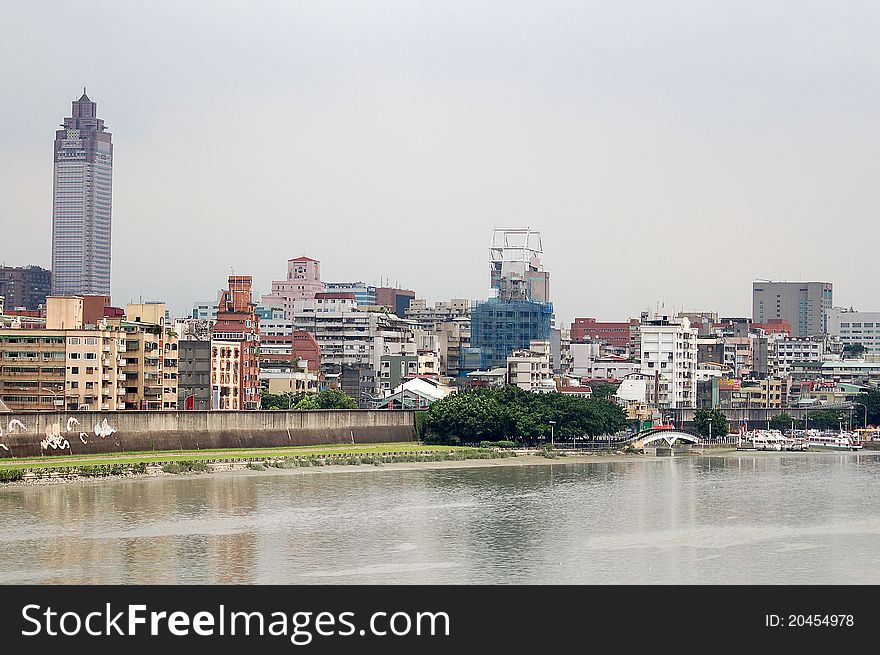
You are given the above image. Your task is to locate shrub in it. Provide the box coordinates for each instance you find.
[480,439,519,448]
[246,462,267,471]
[162,460,208,474]
[0,469,24,483]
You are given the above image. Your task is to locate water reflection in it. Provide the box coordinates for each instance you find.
[2,453,879,584]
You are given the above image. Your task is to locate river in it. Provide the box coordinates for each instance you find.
[1,452,878,584]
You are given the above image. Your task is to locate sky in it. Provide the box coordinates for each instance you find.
[1,1,878,326]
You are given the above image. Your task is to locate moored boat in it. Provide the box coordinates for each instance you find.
[804,431,863,451]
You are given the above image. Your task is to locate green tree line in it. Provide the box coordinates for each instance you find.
[420,386,628,445]
[261,388,357,410]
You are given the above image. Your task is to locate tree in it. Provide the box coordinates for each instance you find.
[693,408,728,439]
[292,389,358,410]
[294,395,319,410]
[261,392,296,410]
[315,388,358,409]
[769,413,796,432]
[591,383,620,402]
[843,343,866,358]
[420,385,627,444]
[805,409,847,430]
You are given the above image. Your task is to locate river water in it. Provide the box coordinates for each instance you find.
[2,452,878,584]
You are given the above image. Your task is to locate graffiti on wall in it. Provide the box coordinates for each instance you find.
[0,415,119,455]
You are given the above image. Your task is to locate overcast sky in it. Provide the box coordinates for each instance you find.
[1,1,878,325]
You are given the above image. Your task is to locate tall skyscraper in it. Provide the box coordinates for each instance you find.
[51,89,113,296]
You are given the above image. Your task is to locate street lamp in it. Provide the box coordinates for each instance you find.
[549,420,556,450]
[853,402,868,430]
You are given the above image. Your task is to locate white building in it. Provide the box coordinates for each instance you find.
[776,336,825,374]
[506,339,553,391]
[828,307,880,355]
[405,298,471,330]
[638,315,697,408]
[291,295,416,373]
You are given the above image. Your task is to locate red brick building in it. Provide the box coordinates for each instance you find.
[570,318,637,347]
[750,319,792,336]
[211,275,261,410]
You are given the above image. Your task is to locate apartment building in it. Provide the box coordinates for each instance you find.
[435,317,471,378]
[639,315,697,408]
[116,303,178,410]
[775,337,825,375]
[828,307,880,355]
[0,265,51,311]
[405,298,471,330]
[0,296,125,411]
[291,294,416,374]
[506,340,553,392]
[178,339,211,411]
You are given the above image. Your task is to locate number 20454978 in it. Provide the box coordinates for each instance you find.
[765,614,854,627]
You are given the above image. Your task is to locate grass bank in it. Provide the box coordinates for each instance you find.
[0,444,516,484]
[0,442,456,472]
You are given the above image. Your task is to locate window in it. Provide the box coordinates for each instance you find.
[70,366,79,374]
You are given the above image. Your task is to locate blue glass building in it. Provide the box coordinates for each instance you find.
[469,298,553,370]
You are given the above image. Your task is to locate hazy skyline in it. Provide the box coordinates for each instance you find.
[1,1,878,325]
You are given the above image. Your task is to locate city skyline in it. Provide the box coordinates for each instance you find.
[1,2,878,324]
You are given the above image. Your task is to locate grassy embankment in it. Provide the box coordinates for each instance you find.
[0,442,462,472]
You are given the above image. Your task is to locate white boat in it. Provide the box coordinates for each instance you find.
[739,429,786,451]
[753,430,785,451]
[804,431,863,451]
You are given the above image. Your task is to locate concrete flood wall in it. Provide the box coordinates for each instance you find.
[0,410,417,458]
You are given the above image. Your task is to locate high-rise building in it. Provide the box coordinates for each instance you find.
[262,257,325,318]
[752,281,832,337]
[639,314,697,409]
[51,90,113,296]
[0,266,52,310]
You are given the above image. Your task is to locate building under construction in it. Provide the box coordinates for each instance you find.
[470,228,554,370]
